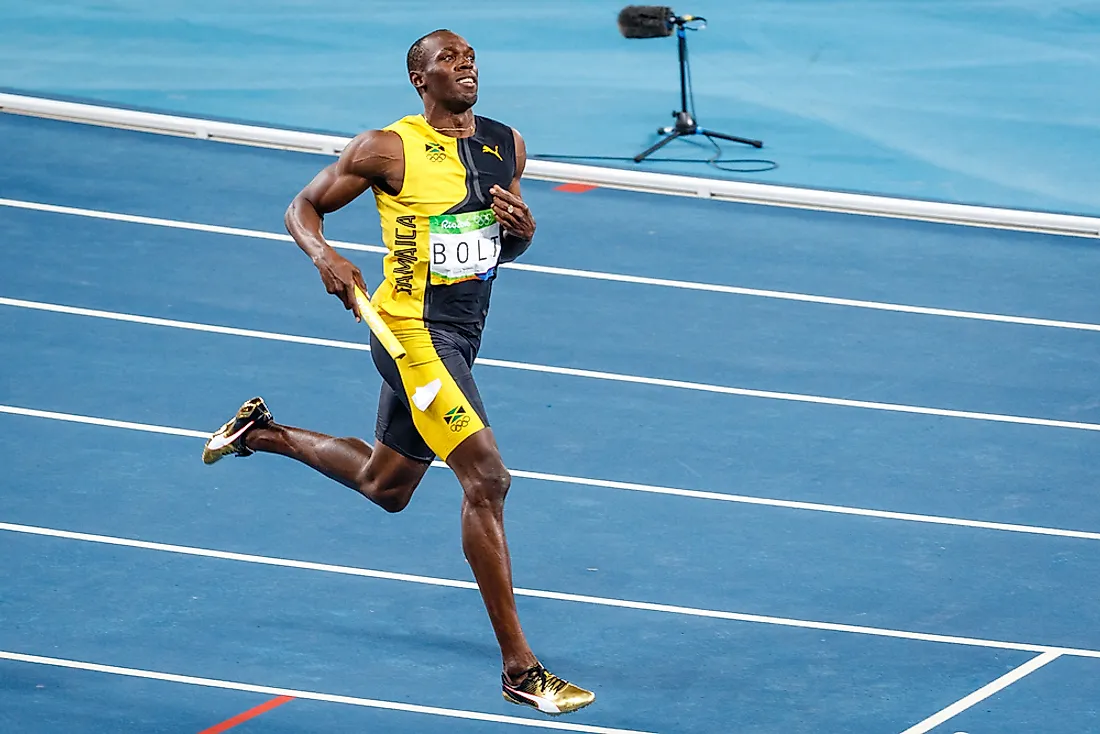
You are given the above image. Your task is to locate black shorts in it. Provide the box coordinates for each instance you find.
[370,320,490,463]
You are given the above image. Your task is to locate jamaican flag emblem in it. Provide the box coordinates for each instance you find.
[425,142,446,162]
[444,405,471,431]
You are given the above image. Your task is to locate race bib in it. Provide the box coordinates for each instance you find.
[428,209,501,286]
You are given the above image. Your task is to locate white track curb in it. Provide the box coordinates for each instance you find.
[2,92,1097,238]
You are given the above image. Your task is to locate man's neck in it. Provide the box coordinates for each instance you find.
[422,101,475,138]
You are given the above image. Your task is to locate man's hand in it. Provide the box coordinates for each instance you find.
[314,250,369,322]
[490,184,535,241]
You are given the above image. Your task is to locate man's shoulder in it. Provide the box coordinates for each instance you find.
[345,127,403,154]
[337,128,405,181]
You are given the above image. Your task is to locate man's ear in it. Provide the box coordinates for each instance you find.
[409,70,425,96]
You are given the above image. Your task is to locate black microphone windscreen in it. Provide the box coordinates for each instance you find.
[617,5,674,39]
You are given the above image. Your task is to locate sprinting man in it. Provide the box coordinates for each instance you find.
[200,29,595,716]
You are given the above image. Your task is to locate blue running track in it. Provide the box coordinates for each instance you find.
[1,113,1099,733]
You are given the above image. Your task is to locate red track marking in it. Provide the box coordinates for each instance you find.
[198,695,294,733]
[554,183,598,193]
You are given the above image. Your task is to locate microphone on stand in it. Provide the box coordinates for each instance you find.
[616,5,704,39]
[616,5,763,160]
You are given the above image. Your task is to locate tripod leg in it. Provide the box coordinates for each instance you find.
[700,129,763,149]
[634,132,683,163]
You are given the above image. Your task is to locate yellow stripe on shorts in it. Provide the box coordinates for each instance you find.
[382,317,486,460]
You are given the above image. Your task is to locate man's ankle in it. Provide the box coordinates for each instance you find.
[503,661,540,685]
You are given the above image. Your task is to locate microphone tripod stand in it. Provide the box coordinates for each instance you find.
[634,18,763,163]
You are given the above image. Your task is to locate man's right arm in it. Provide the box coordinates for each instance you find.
[285,129,402,321]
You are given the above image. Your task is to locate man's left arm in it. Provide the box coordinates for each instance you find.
[490,128,535,264]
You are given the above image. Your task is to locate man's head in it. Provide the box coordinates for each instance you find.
[407,30,478,112]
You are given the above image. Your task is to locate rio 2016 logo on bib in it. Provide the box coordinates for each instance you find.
[428,209,501,286]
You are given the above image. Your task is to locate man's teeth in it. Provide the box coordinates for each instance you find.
[458,78,476,86]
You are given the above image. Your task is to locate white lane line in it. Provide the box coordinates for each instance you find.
[0,651,648,734]
[0,296,371,351]
[3,521,1099,661]
[508,262,1100,333]
[506,468,1100,543]
[898,651,1062,734]
[473,357,1100,432]
[0,197,382,250]
[4,403,1100,544]
[0,404,211,439]
[4,296,1099,433]
[2,197,1097,333]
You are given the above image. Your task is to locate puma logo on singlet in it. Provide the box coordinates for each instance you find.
[482,144,502,161]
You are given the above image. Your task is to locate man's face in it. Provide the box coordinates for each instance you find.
[414,33,478,111]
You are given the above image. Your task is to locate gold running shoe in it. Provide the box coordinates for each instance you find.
[201,397,272,465]
[502,664,595,715]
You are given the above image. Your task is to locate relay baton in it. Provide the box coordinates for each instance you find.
[353,284,406,360]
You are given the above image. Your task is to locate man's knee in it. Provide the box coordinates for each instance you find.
[463,466,511,508]
[355,443,429,513]
[376,487,414,513]
[358,479,414,513]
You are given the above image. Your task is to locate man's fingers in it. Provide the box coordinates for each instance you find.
[354,270,372,323]
[489,184,516,201]
[495,197,526,214]
[336,280,360,322]
[350,282,366,322]
[494,206,535,239]
[491,186,526,209]
[491,188,531,234]
[353,269,369,297]
[492,197,529,225]
[492,203,521,231]
[490,187,535,237]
